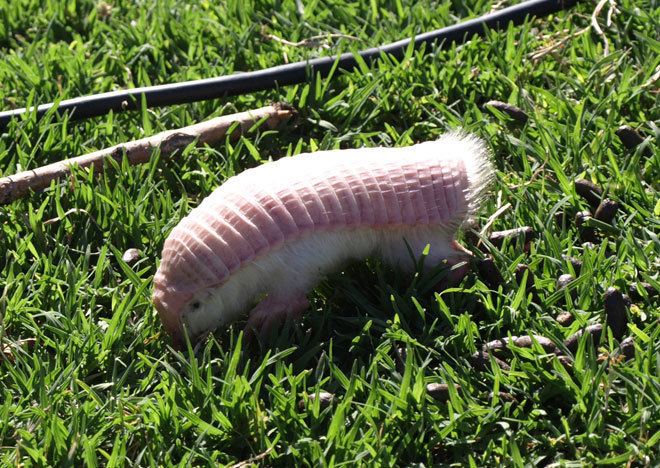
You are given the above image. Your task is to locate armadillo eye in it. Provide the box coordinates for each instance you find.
[191,301,201,310]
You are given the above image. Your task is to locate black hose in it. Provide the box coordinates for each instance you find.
[0,0,578,129]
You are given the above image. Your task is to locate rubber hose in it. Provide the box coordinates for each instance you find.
[0,0,578,128]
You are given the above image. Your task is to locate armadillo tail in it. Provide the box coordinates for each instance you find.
[451,131,495,221]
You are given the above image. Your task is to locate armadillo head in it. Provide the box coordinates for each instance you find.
[152,219,235,348]
[153,260,252,348]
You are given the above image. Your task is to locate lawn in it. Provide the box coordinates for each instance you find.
[0,0,658,465]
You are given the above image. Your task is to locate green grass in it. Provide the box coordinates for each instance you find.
[1,0,659,465]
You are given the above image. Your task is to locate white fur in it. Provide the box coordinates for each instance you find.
[182,226,459,338]
[414,132,494,218]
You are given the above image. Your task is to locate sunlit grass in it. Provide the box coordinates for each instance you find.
[0,0,658,465]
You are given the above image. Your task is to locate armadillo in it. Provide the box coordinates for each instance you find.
[153,133,493,346]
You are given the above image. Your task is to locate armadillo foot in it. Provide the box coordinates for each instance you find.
[245,293,309,340]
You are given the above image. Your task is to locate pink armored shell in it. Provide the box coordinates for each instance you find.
[153,133,492,344]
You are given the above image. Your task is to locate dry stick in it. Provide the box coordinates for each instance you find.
[260,28,361,63]
[228,447,274,468]
[528,27,589,62]
[591,0,613,56]
[641,65,660,91]
[261,29,361,48]
[0,103,296,205]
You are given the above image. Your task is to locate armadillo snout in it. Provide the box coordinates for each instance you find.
[152,273,189,345]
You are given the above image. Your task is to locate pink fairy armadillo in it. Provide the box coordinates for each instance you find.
[153,133,493,346]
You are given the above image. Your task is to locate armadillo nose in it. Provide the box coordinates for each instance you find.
[152,277,187,347]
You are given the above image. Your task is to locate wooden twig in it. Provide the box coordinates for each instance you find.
[261,27,360,49]
[591,0,615,56]
[0,103,296,205]
[640,65,660,91]
[489,0,509,12]
[528,27,589,62]
[228,447,274,468]
[1,338,37,362]
[479,202,511,238]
